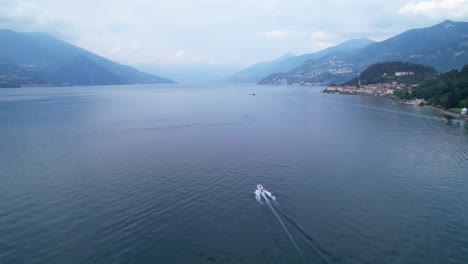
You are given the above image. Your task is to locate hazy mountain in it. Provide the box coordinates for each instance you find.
[259,20,468,86]
[228,38,375,83]
[0,29,174,87]
[139,65,240,84]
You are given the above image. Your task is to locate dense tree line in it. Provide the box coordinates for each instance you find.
[345,62,438,85]
[412,65,468,108]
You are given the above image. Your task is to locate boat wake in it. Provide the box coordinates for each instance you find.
[256,185,334,264]
[275,207,334,264]
[261,191,307,263]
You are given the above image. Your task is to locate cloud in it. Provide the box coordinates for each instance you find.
[133,49,218,66]
[0,0,468,67]
[264,30,290,39]
[399,0,468,18]
[261,29,336,52]
[263,0,281,16]
[174,49,185,60]
[263,29,331,40]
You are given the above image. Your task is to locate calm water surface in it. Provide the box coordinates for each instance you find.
[1,84,468,264]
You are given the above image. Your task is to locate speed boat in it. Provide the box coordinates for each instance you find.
[255,184,276,203]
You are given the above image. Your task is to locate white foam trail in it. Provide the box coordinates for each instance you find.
[261,192,308,263]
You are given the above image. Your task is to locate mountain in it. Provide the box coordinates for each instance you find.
[228,38,375,83]
[0,29,174,87]
[259,20,468,86]
[345,62,438,85]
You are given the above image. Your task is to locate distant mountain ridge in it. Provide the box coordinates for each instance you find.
[259,20,468,86]
[228,38,375,83]
[0,29,174,87]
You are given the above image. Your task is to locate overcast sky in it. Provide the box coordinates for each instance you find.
[1,0,468,68]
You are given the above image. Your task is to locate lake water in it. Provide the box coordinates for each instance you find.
[1,84,468,264]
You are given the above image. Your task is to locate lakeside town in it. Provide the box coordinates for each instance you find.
[324,71,429,105]
[324,71,468,117]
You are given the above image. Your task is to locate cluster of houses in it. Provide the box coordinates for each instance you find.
[325,82,429,105]
[325,82,416,97]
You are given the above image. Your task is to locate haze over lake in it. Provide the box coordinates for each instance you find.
[1,84,468,263]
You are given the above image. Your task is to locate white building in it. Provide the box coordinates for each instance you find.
[395,72,414,76]
[461,108,468,115]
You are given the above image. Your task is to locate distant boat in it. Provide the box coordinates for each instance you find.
[249,92,255,96]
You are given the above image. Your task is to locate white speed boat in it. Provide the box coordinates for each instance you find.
[255,184,276,203]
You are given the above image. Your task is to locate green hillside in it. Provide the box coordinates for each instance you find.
[413,65,468,108]
[345,62,438,85]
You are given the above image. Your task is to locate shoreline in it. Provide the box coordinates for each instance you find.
[324,91,468,120]
[424,105,468,119]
